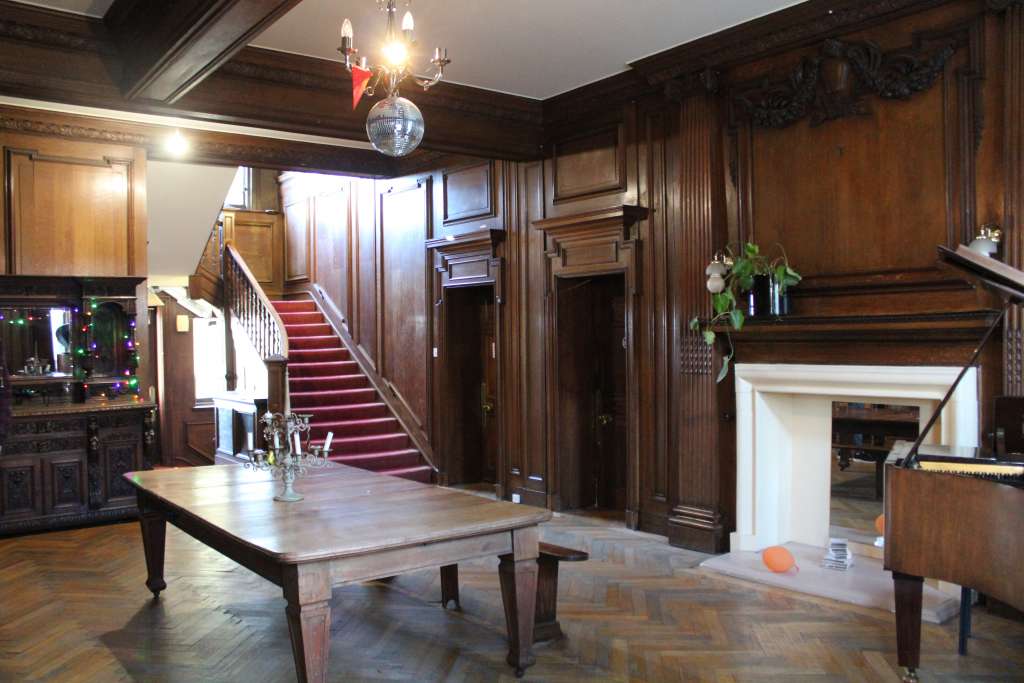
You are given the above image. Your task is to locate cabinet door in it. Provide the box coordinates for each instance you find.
[224,210,283,296]
[102,439,142,507]
[44,453,88,515]
[1,457,43,519]
[4,136,146,277]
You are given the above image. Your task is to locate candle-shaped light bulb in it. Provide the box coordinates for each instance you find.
[341,18,353,40]
[247,431,254,452]
[323,431,334,452]
[402,11,414,36]
[274,431,281,449]
[292,432,302,455]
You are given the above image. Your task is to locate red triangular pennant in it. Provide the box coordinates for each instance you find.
[351,66,372,110]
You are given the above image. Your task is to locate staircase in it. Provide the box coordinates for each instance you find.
[271,299,433,483]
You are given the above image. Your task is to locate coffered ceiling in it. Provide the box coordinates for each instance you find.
[13,0,803,99]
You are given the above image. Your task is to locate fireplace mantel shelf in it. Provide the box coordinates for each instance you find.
[711,310,1000,340]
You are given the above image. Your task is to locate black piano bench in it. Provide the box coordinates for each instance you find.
[439,542,589,642]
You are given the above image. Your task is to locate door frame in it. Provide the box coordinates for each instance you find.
[535,206,646,529]
[426,229,506,495]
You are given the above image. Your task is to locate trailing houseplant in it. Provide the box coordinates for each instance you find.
[689,242,801,382]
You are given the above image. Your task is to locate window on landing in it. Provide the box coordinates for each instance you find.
[224,166,253,210]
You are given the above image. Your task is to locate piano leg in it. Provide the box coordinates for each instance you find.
[893,572,923,682]
[958,587,972,655]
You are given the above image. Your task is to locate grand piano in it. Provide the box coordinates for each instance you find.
[885,245,1024,682]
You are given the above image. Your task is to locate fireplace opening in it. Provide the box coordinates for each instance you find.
[830,401,920,542]
[556,273,627,518]
[444,285,498,487]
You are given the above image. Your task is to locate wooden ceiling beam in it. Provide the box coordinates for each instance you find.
[103,0,304,103]
[0,103,398,177]
[0,1,543,161]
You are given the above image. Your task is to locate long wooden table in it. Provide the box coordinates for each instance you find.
[125,463,552,681]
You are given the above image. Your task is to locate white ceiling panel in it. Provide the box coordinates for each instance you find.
[11,0,805,98]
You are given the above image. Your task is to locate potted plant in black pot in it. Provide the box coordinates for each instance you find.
[690,242,801,382]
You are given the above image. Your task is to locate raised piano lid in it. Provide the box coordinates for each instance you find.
[888,440,982,464]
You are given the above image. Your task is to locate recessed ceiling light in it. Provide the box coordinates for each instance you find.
[165,129,190,157]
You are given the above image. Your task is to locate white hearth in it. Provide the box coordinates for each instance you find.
[731,363,978,552]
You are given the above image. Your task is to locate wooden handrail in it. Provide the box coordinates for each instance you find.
[222,241,289,414]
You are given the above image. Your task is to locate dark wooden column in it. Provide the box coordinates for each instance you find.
[1000,0,1024,394]
[666,80,731,553]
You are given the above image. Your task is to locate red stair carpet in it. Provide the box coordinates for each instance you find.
[271,299,433,483]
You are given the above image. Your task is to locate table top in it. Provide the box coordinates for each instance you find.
[125,464,551,564]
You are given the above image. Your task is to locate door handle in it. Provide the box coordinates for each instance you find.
[597,413,613,426]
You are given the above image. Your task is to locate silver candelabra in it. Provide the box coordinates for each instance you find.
[244,412,330,502]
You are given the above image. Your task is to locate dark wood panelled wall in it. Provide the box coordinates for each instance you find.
[278,0,1024,552]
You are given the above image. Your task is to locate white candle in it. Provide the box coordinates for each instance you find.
[323,431,334,452]
[274,431,281,449]
[247,431,254,452]
[293,432,302,455]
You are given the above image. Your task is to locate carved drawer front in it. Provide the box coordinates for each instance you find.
[43,453,88,515]
[4,417,88,457]
[1,458,43,519]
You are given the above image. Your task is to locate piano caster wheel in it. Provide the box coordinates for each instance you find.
[901,668,919,683]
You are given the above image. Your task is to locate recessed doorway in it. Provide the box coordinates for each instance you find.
[555,274,627,518]
[443,285,498,487]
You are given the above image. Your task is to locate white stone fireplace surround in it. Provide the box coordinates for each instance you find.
[731,363,979,552]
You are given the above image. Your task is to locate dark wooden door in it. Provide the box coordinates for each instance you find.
[556,274,627,511]
[444,285,497,485]
[479,292,498,482]
[595,291,627,510]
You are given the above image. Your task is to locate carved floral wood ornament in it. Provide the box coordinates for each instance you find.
[734,38,956,129]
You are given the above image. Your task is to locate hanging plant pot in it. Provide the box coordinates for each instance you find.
[746,275,773,317]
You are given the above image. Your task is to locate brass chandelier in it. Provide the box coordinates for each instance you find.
[339,0,451,157]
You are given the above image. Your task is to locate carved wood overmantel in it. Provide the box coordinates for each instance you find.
[426,228,505,302]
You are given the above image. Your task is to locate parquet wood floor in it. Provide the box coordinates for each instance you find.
[2,513,1023,682]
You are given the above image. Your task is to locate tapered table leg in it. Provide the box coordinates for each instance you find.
[137,492,167,598]
[893,572,923,682]
[499,527,539,678]
[283,562,332,683]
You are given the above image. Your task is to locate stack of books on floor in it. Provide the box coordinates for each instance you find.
[822,538,853,571]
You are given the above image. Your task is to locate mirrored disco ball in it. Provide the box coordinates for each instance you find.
[365,95,425,157]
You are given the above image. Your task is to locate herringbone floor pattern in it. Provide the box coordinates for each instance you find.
[2,514,1023,682]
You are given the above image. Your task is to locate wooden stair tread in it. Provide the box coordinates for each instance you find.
[272,299,433,484]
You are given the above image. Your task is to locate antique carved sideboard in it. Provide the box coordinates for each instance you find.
[1,403,157,535]
[0,275,157,535]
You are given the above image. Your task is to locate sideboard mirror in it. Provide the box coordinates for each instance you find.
[1,306,75,378]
